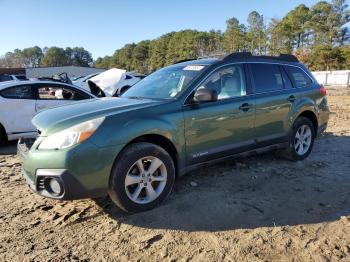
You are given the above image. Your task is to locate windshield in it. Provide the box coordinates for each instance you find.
[122,65,207,99]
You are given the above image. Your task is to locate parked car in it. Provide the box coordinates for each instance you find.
[18,52,329,213]
[0,80,96,145]
[0,74,28,82]
[37,72,72,85]
[85,68,142,97]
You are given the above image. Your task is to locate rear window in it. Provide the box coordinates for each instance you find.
[250,64,283,93]
[284,66,312,87]
[0,85,33,99]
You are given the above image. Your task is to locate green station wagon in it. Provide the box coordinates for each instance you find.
[18,52,329,213]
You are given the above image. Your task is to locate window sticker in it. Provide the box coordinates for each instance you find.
[183,65,205,71]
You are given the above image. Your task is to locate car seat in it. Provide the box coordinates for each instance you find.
[220,72,241,99]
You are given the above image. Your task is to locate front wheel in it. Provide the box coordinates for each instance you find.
[282,117,315,161]
[109,142,175,213]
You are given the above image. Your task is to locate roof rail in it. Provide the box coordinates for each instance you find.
[222,52,299,62]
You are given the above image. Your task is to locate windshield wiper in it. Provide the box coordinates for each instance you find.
[125,96,146,99]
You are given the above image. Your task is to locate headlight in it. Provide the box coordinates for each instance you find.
[38,117,105,150]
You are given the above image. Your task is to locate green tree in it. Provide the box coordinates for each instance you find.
[247,11,266,54]
[223,17,247,52]
[309,1,350,45]
[21,46,43,67]
[41,47,67,67]
[131,40,150,73]
[112,43,136,71]
[268,18,292,54]
[307,45,345,70]
[95,56,112,68]
[165,30,199,64]
[149,33,174,71]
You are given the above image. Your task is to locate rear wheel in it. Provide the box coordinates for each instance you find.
[282,117,315,161]
[109,142,175,213]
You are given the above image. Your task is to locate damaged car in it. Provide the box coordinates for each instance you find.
[0,80,96,145]
[84,68,142,97]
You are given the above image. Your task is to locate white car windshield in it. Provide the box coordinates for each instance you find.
[122,65,207,99]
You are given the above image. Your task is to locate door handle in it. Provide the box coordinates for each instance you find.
[239,103,251,112]
[287,95,296,103]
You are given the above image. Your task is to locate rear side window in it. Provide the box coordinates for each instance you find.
[284,66,312,87]
[250,64,283,93]
[0,85,33,99]
[0,75,13,82]
[280,67,293,89]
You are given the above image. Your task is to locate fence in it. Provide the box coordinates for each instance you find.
[312,70,350,87]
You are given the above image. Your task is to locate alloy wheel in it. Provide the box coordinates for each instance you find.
[294,124,312,156]
[124,156,167,204]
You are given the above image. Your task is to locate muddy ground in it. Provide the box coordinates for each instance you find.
[0,88,350,262]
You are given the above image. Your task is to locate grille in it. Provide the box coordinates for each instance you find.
[36,176,45,191]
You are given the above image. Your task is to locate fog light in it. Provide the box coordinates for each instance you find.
[47,178,63,196]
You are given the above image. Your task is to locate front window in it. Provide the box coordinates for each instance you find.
[197,64,246,100]
[122,65,207,99]
[37,85,90,100]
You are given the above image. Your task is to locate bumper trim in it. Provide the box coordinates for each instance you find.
[317,123,328,136]
[22,168,107,200]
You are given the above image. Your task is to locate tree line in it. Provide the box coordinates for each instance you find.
[1,0,349,73]
[95,0,350,72]
[0,46,93,68]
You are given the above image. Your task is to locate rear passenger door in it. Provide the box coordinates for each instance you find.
[0,85,37,135]
[249,63,295,146]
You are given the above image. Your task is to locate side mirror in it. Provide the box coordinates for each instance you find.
[193,88,217,103]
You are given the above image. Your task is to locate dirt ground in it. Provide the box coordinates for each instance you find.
[0,88,349,262]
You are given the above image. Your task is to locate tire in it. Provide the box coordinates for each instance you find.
[108,142,175,213]
[282,117,315,161]
[0,124,7,146]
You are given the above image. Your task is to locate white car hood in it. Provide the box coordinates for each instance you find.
[88,68,126,97]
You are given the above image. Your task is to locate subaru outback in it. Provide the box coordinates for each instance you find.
[18,52,329,213]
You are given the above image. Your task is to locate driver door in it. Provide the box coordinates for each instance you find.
[183,64,256,165]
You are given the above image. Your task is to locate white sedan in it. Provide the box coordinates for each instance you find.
[0,80,96,145]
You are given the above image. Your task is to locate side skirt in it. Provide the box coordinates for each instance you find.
[178,142,288,176]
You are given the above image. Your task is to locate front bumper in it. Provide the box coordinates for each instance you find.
[18,137,125,200]
[317,122,328,136]
[21,168,106,200]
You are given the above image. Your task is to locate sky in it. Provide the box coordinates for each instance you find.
[0,0,323,59]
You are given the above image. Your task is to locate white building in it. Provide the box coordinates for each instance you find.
[25,66,105,79]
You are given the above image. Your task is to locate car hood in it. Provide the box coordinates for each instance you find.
[32,97,161,136]
[87,68,126,97]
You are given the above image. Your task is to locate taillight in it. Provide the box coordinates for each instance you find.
[320,86,327,96]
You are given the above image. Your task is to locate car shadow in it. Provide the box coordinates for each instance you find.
[94,133,350,232]
[0,140,17,155]
[2,130,348,231]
